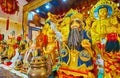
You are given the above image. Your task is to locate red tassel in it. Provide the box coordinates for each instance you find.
[6,17,9,30]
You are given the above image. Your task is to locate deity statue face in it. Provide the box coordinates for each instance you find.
[48,35,55,43]
[98,7,108,19]
[70,19,80,30]
[68,19,83,49]
[47,30,55,43]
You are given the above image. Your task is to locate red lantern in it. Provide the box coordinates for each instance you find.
[0,0,19,14]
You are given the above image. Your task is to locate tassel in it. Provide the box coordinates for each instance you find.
[6,17,9,30]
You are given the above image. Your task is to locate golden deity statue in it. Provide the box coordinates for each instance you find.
[43,29,58,65]
[6,31,16,59]
[91,7,110,45]
[90,0,120,78]
[90,0,118,45]
[58,11,94,78]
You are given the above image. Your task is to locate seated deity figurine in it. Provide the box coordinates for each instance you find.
[36,29,44,56]
[14,40,28,70]
[6,31,16,59]
[91,5,111,45]
[90,1,120,78]
[60,12,93,71]
[60,13,85,64]
[43,29,58,65]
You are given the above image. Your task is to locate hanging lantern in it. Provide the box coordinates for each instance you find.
[0,0,19,14]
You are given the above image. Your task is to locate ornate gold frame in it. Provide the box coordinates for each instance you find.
[23,0,51,38]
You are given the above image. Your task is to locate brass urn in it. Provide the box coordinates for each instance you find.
[28,56,48,78]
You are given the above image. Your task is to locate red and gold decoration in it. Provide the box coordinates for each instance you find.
[0,0,19,14]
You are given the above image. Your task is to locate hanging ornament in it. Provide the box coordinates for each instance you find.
[6,17,9,30]
[0,0,19,14]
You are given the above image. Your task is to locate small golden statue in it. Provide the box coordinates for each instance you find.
[90,0,118,45]
[6,31,16,59]
[43,29,58,65]
[91,7,110,45]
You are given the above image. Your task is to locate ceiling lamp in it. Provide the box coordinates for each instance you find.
[45,3,52,9]
[31,11,36,15]
[62,0,67,2]
[36,9,40,13]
